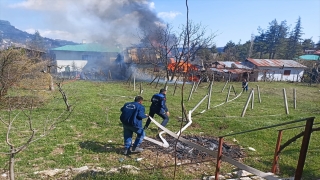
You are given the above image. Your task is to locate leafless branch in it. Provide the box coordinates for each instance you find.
[0,116,9,126]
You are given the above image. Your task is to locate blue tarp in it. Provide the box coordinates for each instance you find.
[299,55,320,61]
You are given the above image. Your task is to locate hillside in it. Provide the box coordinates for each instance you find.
[0,20,77,50]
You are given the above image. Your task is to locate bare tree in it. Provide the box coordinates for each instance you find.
[139,17,216,82]
[0,48,34,99]
[139,23,177,80]
[0,88,74,180]
[167,21,216,81]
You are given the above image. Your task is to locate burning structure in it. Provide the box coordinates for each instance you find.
[50,43,126,80]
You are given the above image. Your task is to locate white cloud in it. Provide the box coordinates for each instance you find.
[25,28,80,42]
[149,2,155,10]
[9,0,70,11]
[157,11,181,20]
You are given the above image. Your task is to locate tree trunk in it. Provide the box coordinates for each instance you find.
[48,74,54,91]
[9,147,15,180]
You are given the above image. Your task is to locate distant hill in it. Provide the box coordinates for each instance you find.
[0,20,77,50]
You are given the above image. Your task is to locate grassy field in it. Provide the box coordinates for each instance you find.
[0,79,319,179]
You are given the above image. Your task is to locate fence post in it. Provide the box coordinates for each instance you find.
[241,89,253,117]
[225,85,232,102]
[294,117,314,180]
[232,85,237,96]
[293,88,296,109]
[194,78,201,92]
[271,130,283,173]
[207,80,213,109]
[215,137,224,180]
[257,85,261,103]
[283,88,289,114]
[251,88,254,109]
[133,74,136,91]
[140,82,143,94]
[188,82,196,101]
[221,80,229,92]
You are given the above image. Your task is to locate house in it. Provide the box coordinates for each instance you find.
[244,58,306,82]
[209,61,252,81]
[50,43,121,74]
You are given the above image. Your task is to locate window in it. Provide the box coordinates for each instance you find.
[284,70,291,76]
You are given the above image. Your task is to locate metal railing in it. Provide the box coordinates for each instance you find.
[215,117,316,180]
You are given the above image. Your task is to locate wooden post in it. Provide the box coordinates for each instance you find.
[207,80,213,110]
[283,88,289,115]
[215,137,223,180]
[188,82,196,101]
[194,78,201,92]
[221,80,229,92]
[294,118,314,180]
[133,74,136,91]
[271,130,283,173]
[251,88,254,109]
[293,88,296,109]
[140,82,143,94]
[225,85,231,102]
[231,85,237,96]
[109,70,112,80]
[257,85,261,103]
[241,89,253,117]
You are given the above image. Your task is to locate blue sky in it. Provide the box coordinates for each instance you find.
[0,0,319,47]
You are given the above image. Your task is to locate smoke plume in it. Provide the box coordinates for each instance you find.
[13,0,164,47]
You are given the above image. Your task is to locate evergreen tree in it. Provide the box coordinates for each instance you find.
[265,19,288,59]
[223,41,237,61]
[236,40,251,60]
[253,29,267,58]
[301,38,315,52]
[28,30,45,51]
[285,17,303,59]
[315,40,320,50]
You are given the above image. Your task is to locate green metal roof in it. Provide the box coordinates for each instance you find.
[51,43,121,53]
[299,54,320,61]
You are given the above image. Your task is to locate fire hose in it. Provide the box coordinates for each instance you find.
[143,90,279,179]
[146,116,278,179]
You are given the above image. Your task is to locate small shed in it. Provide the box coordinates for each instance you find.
[244,58,306,82]
[209,61,252,81]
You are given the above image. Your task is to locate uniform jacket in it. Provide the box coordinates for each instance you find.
[150,93,168,113]
[120,101,147,128]
[242,81,248,88]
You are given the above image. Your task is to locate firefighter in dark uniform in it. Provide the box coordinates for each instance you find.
[120,96,148,155]
[144,89,170,129]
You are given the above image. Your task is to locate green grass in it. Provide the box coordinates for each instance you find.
[0,80,320,179]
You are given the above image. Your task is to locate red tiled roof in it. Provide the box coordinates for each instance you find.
[246,58,306,68]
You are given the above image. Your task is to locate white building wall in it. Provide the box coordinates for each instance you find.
[256,67,304,82]
[56,60,88,72]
